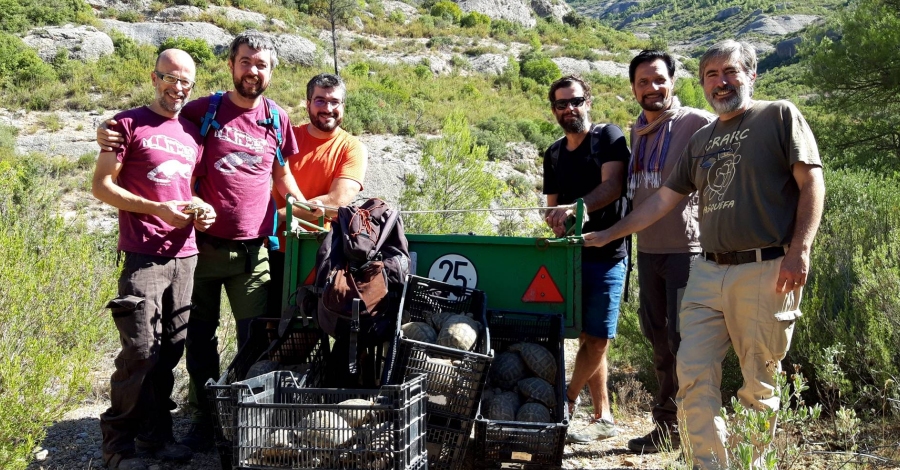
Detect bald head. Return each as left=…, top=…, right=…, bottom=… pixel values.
left=150, top=49, right=197, bottom=117
left=156, top=49, right=196, bottom=74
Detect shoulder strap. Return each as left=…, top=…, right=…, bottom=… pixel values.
left=200, top=91, right=225, bottom=137
left=588, top=123, right=607, bottom=157
left=257, top=98, right=285, bottom=167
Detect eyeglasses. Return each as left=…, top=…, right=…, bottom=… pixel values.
left=551, top=97, right=587, bottom=111
left=312, top=98, right=344, bottom=108
left=692, top=147, right=736, bottom=169
left=154, top=71, right=195, bottom=90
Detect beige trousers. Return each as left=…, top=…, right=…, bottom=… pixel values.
left=676, top=256, right=801, bottom=469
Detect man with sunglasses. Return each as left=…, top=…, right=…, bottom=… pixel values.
left=268, top=72, right=367, bottom=319
left=92, top=49, right=215, bottom=470
left=583, top=40, right=825, bottom=469
left=97, top=31, right=315, bottom=452
left=625, top=50, right=715, bottom=454
left=543, top=75, right=630, bottom=443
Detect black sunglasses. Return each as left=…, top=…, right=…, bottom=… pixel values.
left=552, top=97, right=587, bottom=111
left=692, top=147, right=736, bottom=169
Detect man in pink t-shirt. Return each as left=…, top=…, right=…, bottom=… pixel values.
left=92, top=49, right=215, bottom=470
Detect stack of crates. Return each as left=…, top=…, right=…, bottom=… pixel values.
left=206, top=317, right=328, bottom=469
left=229, top=371, right=428, bottom=470
left=474, top=310, right=568, bottom=470
left=387, top=275, right=493, bottom=470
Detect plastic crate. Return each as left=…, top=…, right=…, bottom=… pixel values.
left=206, top=317, right=328, bottom=469
left=387, top=275, right=492, bottom=420
left=424, top=412, right=474, bottom=470
left=229, top=371, right=428, bottom=470
left=473, top=310, right=568, bottom=470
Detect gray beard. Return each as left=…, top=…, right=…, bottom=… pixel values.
left=707, top=84, right=751, bottom=115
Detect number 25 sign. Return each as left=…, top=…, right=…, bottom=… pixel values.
left=428, top=254, right=477, bottom=291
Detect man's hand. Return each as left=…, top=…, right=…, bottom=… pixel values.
left=776, top=248, right=809, bottom=293
left=155, top=200, right=193, bottom=228
left=183, top=201, right=216, bottom=232
left=545, top=204, right=574, bottom=237
left=583, top=230, right=612, bottom=248
left=303, top=198, right=326, bottom=218
left=97, top=119, right=123, bottom=151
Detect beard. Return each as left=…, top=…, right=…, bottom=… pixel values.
left=640, top=93, right=671, bottom=113
left=310, top=110, right=342, bottom=132
left=234, top=74, right=267, bottom=100
left=558, top=112, right=588, bottom=134
left=157, top=90, right=186, bottom=114
left=706, top=83, right=751, bottom=115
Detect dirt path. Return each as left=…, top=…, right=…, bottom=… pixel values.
left=27, top=343, right=679, bottom=470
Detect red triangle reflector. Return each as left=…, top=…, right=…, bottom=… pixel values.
left=303, top=267, right=316, bottom=285
left=522, top=266, right=564, bottom=303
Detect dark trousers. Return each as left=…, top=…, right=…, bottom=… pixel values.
left=100, top=252, right=196, bottom=457
left=636, top=251, right=697, bottom=425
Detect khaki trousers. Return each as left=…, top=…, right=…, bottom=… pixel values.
left=676, top=256, right=801, bottom=469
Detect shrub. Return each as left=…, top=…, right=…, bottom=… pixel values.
left=430, top=0, right=462, bottom=23
left=158, top=37, right=216, bottom=65
left=344, top=61, right=370, bottom=78
left=388, top=9, right=405, bottom=24
left=413, top=64, right=431, bottom=80
left=0, top=33, right=57, bottom=89
left=460, top=11, right=490, bottom=28
left=519, top=52, right=560, bottom=86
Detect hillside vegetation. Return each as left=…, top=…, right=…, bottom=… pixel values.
left=1, top=0, right=900, bottom=468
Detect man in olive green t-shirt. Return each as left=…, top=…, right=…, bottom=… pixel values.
left=583, top=40, right=825, bottom=469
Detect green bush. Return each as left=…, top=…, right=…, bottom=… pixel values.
left=460, top=11, right=490, bottom=28
left=0, top=0, right=93, bottom=34
left=0, top=153, right=118, bottom=470
left=0, top=33, right=57, bottom=89
left=388, top=9, right=405, bottom=24
left=430, top=0, right=462, bottom=23
left=344, top=61, right=370, bottom=77
left=792, top=168, right=900, bottom=411
left=519, top=51, right=561, bottom=86
left=158, top=37, right=216, bottom=65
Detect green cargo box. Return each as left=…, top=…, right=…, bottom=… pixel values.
left=283, top=200, right=586, bottom=339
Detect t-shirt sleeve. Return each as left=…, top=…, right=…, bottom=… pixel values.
left=181, top=98, right=207, bottom=127
left=112, top=112, right=133, bottom=164
left=664, top=144, right=696, bottom=195
left=542, top=144, right=558, bottom=196
left=783, top=102, right=822, bottom=167
left=337, top=138, right=367, bottom=190
left=598, top=124, right=630, bottom=165
left=279, top=108, right=300, bottom=158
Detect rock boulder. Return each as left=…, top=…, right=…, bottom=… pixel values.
left=23, top=25, right=114, bottom=62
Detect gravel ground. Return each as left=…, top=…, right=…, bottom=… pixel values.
left=27, top=342, right=680, bottom=470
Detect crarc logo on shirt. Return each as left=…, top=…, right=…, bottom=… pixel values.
left=214, top=126, right=266, bottom=153
left=147, top=160, right=192, bottom=184
left=141, top=135, right=198, bottom=162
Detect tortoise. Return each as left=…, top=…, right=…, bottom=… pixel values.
left=436, top=314, right=480, bottom=351
left=298, top=410, right=353, bottom=447
left=487, top=390, right=520, bottom=421
left=336, top=398, right=376, bottom=427
left=516, top=402, right=552, bottom=423
left=401, top=321, right=437, bottom=343
left=510, top=342, right=557, bottom=385
left=489, top=351, right=527, bottom=390
left=517, top=377, right=557, bottom=409
left=426, top=309, right=454, bottom=331
left=245, top=359, right=280, bottom=380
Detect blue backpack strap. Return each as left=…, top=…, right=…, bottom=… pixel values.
left=257, top=98, right=285, bottom=167
left=200, top=91, right=224, bottom=137
left=267, top=196, right=281, bottom=251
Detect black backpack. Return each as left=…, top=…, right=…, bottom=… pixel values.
left=313, top=198, right=411, bottom=385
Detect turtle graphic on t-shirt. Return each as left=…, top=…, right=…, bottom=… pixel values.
left=704, top=142, right=741, bottom=202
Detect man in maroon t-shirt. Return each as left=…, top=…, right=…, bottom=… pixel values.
left=92, top=49, right=215, bottom=470
left=97, top=31, right=316, bottom=451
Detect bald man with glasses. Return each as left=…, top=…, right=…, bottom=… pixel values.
left=543, top=75, right=631, bottom=444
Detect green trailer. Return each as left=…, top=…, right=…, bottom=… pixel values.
left=282, top=200, right=587, bottom=338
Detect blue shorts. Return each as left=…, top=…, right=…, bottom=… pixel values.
left=582, top=258, right=627, bottom=339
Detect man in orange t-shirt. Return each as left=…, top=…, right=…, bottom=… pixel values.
left=268, top=73, right=367, bottom=317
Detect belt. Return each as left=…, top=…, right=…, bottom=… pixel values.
left=703, top=246, right=786, bottom=265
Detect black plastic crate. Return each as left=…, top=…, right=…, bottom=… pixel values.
left=206, top=317, right=328, bottom=469
left=473, top=310, right=568, bottom=470
left=387, top=275, right=492, bottom=420
left=229, top=371, right=428, bottom=470
left=424, top=412, right=473, bottom=470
